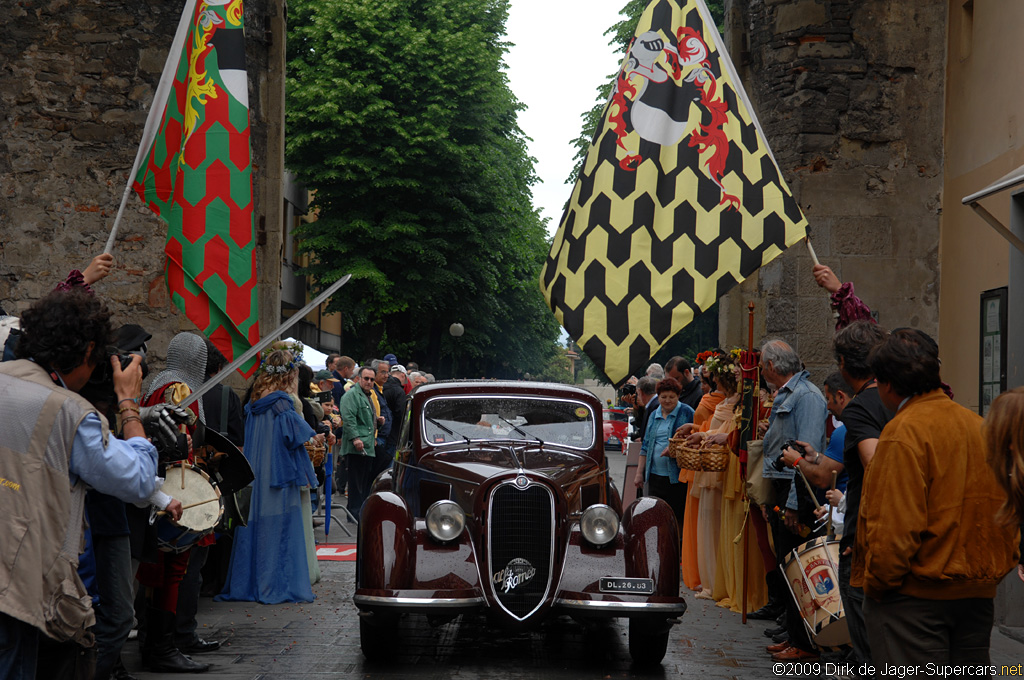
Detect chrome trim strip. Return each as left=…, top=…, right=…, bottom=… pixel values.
left=554, top=598, right=688, bottom=612
left=354, top=594, right=484, bottom=607
left=487, top=480, right=556, bottom=622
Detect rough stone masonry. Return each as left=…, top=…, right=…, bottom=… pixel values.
left=720, top=0, right=945, bottom=380
left=0, top=0, right=280, bottom=369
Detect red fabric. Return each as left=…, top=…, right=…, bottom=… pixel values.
left=136, top=549, right=191, bottom=612
left=830, top=282, right=874, bottom=331
left=54, top=270, right=93, bottom=295
left=737, top=349, right=760, bottom=380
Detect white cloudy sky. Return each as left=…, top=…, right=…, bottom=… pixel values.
left=504, top=1, right=628, bottom=236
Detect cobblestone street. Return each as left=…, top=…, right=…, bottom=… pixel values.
left=123, top=452, right=1024, bottom=679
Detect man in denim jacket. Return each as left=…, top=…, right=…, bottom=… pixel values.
left=759, top=339, right=827, bottom=661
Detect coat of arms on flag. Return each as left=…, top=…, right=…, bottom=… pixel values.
left=132, top=0, right=259, bottom=374
left=540, top=0, right=809, bottom=385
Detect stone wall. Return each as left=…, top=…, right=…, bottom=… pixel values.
left=0, top=0, right=283, bottom=378
left=720, top=0, right=946, bottom=380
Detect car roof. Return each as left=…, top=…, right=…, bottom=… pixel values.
left=412, top=380, right=602, bottom=408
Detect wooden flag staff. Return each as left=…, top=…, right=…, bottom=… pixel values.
left=805, top=236, right=820, bottom=267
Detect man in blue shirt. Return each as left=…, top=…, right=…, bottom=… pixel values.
left=759, top=339, right=827, bottom=662
left=0, top=290, right=176, bottom=678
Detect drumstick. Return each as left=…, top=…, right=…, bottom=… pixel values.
left=155, top=497, right=219, bottom=516
left=795, top=465, right=822, bottom=511
left=827, top=470, right=838, bottom=538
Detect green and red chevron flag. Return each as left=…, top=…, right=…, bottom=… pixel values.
left=132, top=0, right=258, bottom=375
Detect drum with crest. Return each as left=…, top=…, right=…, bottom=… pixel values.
left=156, top=462, right=224, bottom=553
left=782, top=536, right=849, bottom=650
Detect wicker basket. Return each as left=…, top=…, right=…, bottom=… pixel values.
left=304, top=442, right=326, bottom=467
left=700, top=443, right=730, bottom=472
left=671, top=438, right=703, bottom=471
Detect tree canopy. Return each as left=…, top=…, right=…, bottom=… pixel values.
left=285, top=0, right=560, bottom=378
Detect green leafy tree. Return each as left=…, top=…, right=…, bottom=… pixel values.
left=286, top=0, right=560, bottom=378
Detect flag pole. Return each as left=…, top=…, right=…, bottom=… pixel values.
left=805, top=237, right=820, bottom=267
left=741, top=300, right=755, bottom=624
left=178, top=274, right=352, bottom=409
left=104, top=0, right=199, bottom=255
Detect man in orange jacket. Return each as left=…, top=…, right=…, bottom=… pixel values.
left=857, top=328, right=1019, bottom=668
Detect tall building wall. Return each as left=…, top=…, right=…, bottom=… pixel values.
left=940, top=1, right=1024, bottom=411
left=0, top=0, right=284, bottom=372
left=720, top=0, right=946, bottom=378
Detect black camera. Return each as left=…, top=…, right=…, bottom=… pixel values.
left=621, top=384, right=636, bottom=396
left=316, top=391, right=333, bottom=404
left=771, top=439, right=802, bottom=472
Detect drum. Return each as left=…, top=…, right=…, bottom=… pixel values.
left=782, top=536, right=849, bottom=649
left=156, top=462, right=224, bottom=553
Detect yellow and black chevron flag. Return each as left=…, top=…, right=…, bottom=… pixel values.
left=540, top=0, right=808, bottom=385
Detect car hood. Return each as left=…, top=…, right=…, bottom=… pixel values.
left=417, top=443, right=602, bottom=490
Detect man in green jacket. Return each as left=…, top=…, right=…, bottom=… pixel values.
left=340, top=366, right=378, bottom=520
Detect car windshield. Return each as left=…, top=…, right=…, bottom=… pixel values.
left=604, top=410, right=629, bottom=422
left=422, top=396, right=596, bottom=449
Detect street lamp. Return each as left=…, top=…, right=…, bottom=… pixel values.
left=449, top=323, right=464, bottom=378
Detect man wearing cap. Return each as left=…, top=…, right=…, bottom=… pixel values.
left=390, top=364, right=411, bottom=395
left=314, top=369, right=339, bottom=394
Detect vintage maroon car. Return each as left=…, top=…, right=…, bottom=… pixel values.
left=354, top=381, right=686, bottom=664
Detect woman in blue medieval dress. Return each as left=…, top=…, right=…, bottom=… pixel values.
left=217, top=349, right=318, bottom=604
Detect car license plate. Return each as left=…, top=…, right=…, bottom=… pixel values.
left=599, top=577, right=654, bottom=594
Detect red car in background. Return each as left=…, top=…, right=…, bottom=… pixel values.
left=603, top=408, right=629, bottom=452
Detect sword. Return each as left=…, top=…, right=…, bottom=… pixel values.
left=178, top=274, right=351, bottom=410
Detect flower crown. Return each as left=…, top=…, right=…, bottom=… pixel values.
left=262, top=361, right=297, bottom=375
left=702, top=348, right=741, bottom=378
left=257, top=340, right=304, bottom=376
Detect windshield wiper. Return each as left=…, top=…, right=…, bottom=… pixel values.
left=497, top=415, right=544, bottom=446
left=425, top=416, right=471, bottom=444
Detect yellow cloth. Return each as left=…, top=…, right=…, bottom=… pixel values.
left=712, top=447, right=768, bottom=613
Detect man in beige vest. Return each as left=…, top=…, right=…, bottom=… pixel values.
left=0, top=290, right=174, bottom=678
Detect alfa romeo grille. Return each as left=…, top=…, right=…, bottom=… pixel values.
left=488, top=482, right=554, bottom=619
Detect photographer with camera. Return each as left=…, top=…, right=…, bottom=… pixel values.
left=78, top=325, right=193, bottom=680
left=758, top=339, right=827, bottom=663
left=0, top=290, right=176, bottom=678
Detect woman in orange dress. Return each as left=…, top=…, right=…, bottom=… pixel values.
left=679, top=363, right=722, bottom=592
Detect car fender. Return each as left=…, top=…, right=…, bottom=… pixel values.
left=620, top=496, right=680, bottom=596
left=357, top=492, right=415, bottom=590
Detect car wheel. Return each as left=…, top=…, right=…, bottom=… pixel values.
left=628, top=618, right=670, bottom=665
left=360, top=614, right=398, bottom=661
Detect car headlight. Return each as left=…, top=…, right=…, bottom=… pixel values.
left=426, top=500, right=466, bottom=543
left=580, top=504, right=619, bottom=547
